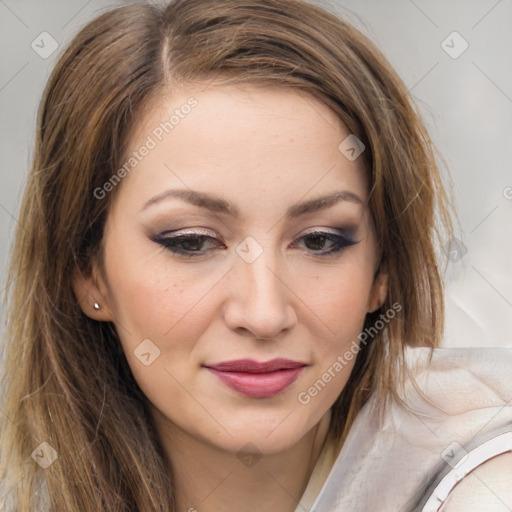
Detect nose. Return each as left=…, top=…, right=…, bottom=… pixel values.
left=222, top=245, right=297, bottom=340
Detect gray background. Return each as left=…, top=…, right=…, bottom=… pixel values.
left=1, top=0, right=511, bottom=348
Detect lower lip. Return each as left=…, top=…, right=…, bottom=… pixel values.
left=206, top=367, right=304, bottom=398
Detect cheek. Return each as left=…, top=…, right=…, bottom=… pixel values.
left=103, top=236, right=221, bottom=344
left=298, top=263, right=374, bottom=345
left=103, top=253, right=218, bottom=409
left=294, top=273, right=372, bottom=420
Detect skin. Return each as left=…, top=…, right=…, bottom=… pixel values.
left=439, top=453, right=512, bottom=512
left=73, top=83, right=388, bottom=512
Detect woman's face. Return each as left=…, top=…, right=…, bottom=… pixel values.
left=76, top=83, right=386, bottom=455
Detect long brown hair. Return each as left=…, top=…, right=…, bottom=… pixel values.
left=0, top=1, right=455, bottom=510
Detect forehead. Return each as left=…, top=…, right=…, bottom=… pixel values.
left=111, top=83, right=369, bottom=215
left=134, top=82, right=346, bottom=145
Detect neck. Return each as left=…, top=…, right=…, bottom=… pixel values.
left=152, top=409, right=332, bottom=512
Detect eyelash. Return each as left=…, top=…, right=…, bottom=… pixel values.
left=151, top=229, right=359, bottom=258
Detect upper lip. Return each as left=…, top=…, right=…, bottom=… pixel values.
left=204, top=358, right=307, bottom=374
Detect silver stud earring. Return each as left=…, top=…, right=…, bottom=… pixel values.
left=93, top=302, right=100, bottom=310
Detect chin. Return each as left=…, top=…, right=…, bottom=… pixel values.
left=209, top=410, right=319, bottom=455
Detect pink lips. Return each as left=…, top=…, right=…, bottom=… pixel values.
left=204, top=358, right=306, bottom=398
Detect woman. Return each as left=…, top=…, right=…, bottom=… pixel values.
left=0, top=0, right=510, bottom=510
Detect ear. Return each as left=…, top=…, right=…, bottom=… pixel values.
left=367, top=265, right=388, bottom=314
left=72, top=262, right=114, bottom=322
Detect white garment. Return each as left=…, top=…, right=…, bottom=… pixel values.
left=296, top=346, right=512, bottom=512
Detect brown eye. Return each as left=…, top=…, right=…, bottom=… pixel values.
left=303, top=233, right=336, bottom=251
left=152, top=230, right=222, bottom=257
left=292, top=229, right=359, bottom=257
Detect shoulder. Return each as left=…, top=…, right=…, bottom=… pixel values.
left=401, top=347, right=512, bottom=511
left=439, top=452, right=512, bottom=512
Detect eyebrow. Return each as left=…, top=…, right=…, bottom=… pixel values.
left=141, top=188, right=363, bottom=219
